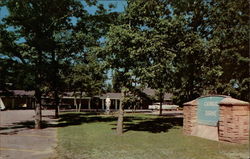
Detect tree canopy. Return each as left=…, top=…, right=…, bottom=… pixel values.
left=0, top=0, right=249, bottom=131
left=0, top=0, right=119, bottom=127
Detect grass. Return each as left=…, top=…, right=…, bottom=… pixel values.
left=54, top=112, right=249, bottom=159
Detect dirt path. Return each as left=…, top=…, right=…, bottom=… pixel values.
left=0, top=110, right=57, bottom=159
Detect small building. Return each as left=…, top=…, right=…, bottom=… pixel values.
left=0, top=90, right=35, bottom=109
left=0, top=88, right=173, bottom=111
left=59, top=92, right=122, bottom=110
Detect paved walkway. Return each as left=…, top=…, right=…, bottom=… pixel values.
left=0, top=110, right=57, bottom=159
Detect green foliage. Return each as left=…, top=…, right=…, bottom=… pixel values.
left=167, top=0, right=249, bottom=103
left=66, top=52, right=107, bottom=97
left=0, top=58, right=35, bottom=91
left=1, top=0, right=118, bottom=96
left=1, top=0, right=249, bottom=106
left=102, top=0, right=249, bottom=105
left=104, top=83, right=113, bottom=92
left=208, top=0, right=250, bottom=101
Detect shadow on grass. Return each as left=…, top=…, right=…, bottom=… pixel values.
left=55, top=112, right=144, bottom=128
left=0, top=112, right=183, bottom=135
left=123, top=117, right=183, bottom=133
left=0, top=120, right=49, bottom=135
left=0, top=112, right=138, bottom=135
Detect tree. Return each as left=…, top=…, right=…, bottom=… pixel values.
left=119, top=0, right=179, bottom=115
left=104, top=83, right=113, bottom=93
left=169, top=0, right=250, bottom=103
left=0, top=24, right=36, bottom=92
left=102, top=0, right=176, bottom=133
left=2, top=0, right=90, bottom=126
left=1, top=0, right=118, bottom=128
left=66, top=52, right=106, bottom=112
left=102, top=22, right=143, bottom=134
left=208, top=0, right=249, bottom=101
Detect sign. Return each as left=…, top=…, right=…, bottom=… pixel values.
left=197, top=96, right=225, bottom=126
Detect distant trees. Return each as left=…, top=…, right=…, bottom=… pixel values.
left=65, top=52, right=106, bottom=112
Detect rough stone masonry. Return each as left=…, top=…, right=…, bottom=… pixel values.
left=183, top=96, right=249, bottom=144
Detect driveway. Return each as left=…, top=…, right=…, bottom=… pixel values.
left=0, top=110, right=57, bottom=159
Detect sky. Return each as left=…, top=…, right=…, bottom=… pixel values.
left=0, top=0, right=126, bottom=21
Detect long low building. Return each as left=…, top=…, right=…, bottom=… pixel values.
left=0, top=88, right=173, bottom=111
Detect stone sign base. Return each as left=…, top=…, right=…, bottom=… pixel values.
left=218, top=98, right=249, bottom=143
left=183, top=96, right=249, bottom=144
left=193, top=124, right=219, bottom=141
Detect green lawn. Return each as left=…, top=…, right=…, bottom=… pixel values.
left=54, top=113, right=249, bottom=159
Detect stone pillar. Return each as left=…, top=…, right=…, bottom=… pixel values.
left=12, top=98, right=15, bottom=109
left=102, top=99, right=104, bottom=110
left=32, top=98, right=35, bottom=108
left=117, top=100, right=120, bottom=110
left=88, top=99, right=91, bottom=110
left=115, top=99, right=118, bottom=110
left=183, top=100, right=198, bottom=136
left=26, top=97, right=28, bottom=107
left=218, top=98, right=249, bottom=144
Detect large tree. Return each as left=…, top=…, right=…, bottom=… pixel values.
left=2, top=0, right=88, bottom=127
left=103, top=23, right=142, bottom=135
left=102, top=0, right=173, bottom=133
left=169, top=0, right=250, bottom=103
left=123, top=0, right=178, bottom=115
left=208, top=0, right=249, bottom=101
left=1, top=0, right=118, bottom=128
left=103, top=0, right=249, bottom=134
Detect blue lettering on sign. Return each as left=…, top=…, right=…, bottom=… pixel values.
left=197, top=96, right=225, bottom=126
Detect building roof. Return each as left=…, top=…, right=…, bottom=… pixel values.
left=2, top=89, right=173, bottom=100
left=62, top=92, right=87, bottom=97
left=0, top=90, right=35, bottom=96
left=60, top=92, right=122, bottom=99
left=142, top=88, right=172, bottom=100
left=100, top=93, right=122, bottom=99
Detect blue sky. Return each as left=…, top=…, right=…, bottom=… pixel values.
left=84, top=0, right=127, bottom=14
left=0, top=0, right=126, bottom=21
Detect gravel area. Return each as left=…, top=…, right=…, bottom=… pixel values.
left=0, top=110, right=57, bottom=159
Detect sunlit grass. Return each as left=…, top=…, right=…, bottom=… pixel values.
left=54, top=113, right=249, bottom=159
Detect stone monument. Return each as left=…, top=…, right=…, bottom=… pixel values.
left=183, top=95, right=249, bottom=144
left=105, top=96, right=111, bottom=114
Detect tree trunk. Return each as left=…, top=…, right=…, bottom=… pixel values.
left=74, top=94, right=78, bottom=112
left=74, top=91, right=78, bottom=112
left=35, top=93, right=42, bottom=129
left=55, top=105, right=59, bottom=118
left=159, top=100, right=163, bottom=116
left=116, top=105, right=124, bottom=135
left=54, top=91, right=59, bottom=118
left=35, top=51, right=42, bottom=129
left=51, top=51, right=60, bottom=118
left=159, top=90, right=163, bottom=116
left=116, top=88, right=125, bottom=135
